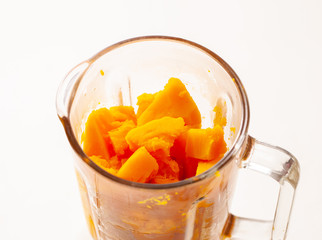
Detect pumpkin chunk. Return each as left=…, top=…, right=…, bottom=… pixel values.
left=185, top=125, right=227, bottom=161
left=81, top=108, right=119, bottom=159
left=183, top=157, right=199, bottom=179
left=149, top=151, right=180, bottom=183
left=170, top=131, right=188, bottom=179
left=117, top=147, right=159, bottom=183
left=90, top=155, right=120, bottom=175
left=170, top=131, right=188, bottom=162
left=110, top=106, right=137, bottom=124
left=126, top=117, right=186, bottom=154
left=109, top=120, right=136, bottom=156
left=136, top=93, right=156, bottom=118
left=196, top=159, right=220, bottom=176
left=137, top=78, right=201, bottom=127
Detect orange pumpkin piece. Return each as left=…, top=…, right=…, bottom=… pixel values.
left=136, top=93, right=156, bottom=118
left=170, top=131, right=188, bottom=162
left=149, top=151, right=180, bottom=184
left=137, top=78, right=201, bottom=127
left=150, top=161, right=180, bottom=184
left=110, top=106, right=137, bottom=124
left=183, top=157, right=199, bottom=179
left=109, top=120, right=136, bottom=156
left=126, top=117, right=186, bottom=154
left=81, top=108, right=119, bottom=160
left=117, top=147, right=159, bottom=183
left=170, top=131, right=200, bottom=179
left=185, top=125, right=227, bottom=161
left=90, top=155, right=119, bottom=175
left=170, top=131, right=188, bottom=179
left=150, top=174, right=179, bottom=184
left=196, top=159, right=222, bottom=176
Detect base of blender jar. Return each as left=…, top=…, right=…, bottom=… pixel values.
left=221, top=214, right=273, bottom=240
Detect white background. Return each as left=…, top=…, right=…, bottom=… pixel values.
left=1, top=0, right=321, bottom=239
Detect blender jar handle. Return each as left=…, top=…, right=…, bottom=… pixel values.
left=226, top=136, right=300, bottom=240
left=56, top=61, right=89, bottom=119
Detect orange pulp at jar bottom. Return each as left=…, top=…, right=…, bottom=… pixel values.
left=81, top=77, right=227, bottom=183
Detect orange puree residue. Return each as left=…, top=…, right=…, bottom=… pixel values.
left=81, top=77, right=227, bottom=183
